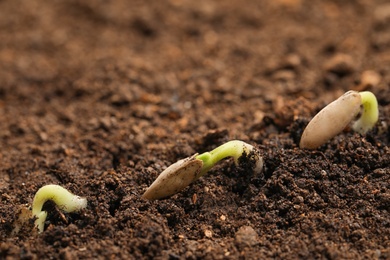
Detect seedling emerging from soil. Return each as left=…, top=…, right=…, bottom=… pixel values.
left=32, top=184, right=87, bottom=233
left=300, top=91, right=379, bottom=149
left=142, top=140, right=263, bottom=200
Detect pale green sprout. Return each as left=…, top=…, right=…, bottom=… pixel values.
left=32, top=184, right=87, bottom=233
left=352, top=91, right=379, bottom=134
left=300, top=90, right=379, bottom=149
left=196, top=140, right=263, bottom=177
left=142, top=140, right=263, bottom=200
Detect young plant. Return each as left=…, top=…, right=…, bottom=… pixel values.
left=142, top=140, right=263, bottom=200
left=32, top=184, right=87, bottom=233
left=300, top=90, right=379, bottom=149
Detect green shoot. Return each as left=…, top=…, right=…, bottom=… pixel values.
left=196, top=140, right=263, bottom=177
left=32, top=184, right=87, bottom=233
left=352, top=91, right=379, bottom=134
left=142, top=140, right=263, bottom=200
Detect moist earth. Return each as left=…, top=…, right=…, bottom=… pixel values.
left=0, top=0, right=389, bottom=259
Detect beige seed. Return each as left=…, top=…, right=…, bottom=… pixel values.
left=300, top=91, right=361, bottom=149
left=142, top=155, right=203, bottom=200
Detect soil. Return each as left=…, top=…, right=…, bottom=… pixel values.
left=0, top=0, right=389, bottom=259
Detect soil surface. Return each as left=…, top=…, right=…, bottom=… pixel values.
left=0, top=0, right=389, bottom=259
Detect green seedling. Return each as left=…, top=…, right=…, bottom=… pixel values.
left=32, top=184, right=87, bottom=233
left=142, top=140, right=263, bottom=200
left=300, top=90, right=379, bottom=149
left=352, top=91, right=379, bottom=134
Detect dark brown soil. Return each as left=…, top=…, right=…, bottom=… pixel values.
left=0, top=0, right=389, bottom=259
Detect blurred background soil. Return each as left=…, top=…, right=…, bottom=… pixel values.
left=0, top=0, right=389, bottom=259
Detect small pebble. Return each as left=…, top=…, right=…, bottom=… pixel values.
left=293, top=195, right=304, bottom=204
left=373, top=168, right=387, bottom=176
left=324, top=53, right=355, bottom=76
left=235, top=226, right=258, bottom=246
left=374, top=3, right=390, bottom=26
left=272, top=69, right=296, bottom=81
left=284, top=53, right=301, bottom=68
left=356, top=70, right=381, bottom=91
left=204, top=229, right=212, bottom=238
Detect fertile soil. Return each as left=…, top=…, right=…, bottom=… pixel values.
left=0, top=0, right=389, bottom=259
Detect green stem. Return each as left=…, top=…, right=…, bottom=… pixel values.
left=196, top=140, right=253, bottom=177
left=352, top=91, right=379, bottom=134
left=32, top=184, right=87, bottom=232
